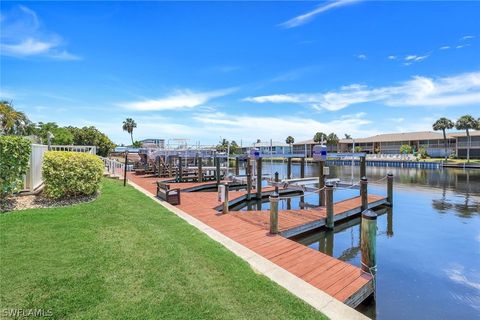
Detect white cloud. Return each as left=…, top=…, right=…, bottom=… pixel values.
left=405, top=54, right=429, bottom=62
left=387, top=55, right=397, bottom=60
left=356, top=54, right=367, bottom=60
left=439, top=46, right=451, bottom=50
left=0, top=5, right=80, bottom=60
left=456, top=44, right=470, bottom=49
left=244, top=71, right=480, bottom=111
left=121, top=88, right=236, bottom=111
left=460, top=35, right=475, bottom=41
left=279, top=0, right=362, bottom=29
left=191, top=112, right=377, bottom=143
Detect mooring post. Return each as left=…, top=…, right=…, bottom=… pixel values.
left=387, top=172, right=394, bottom=206
left=235, top=157, right=239, bottom=176
left=178, top=156, right=183, bottom=183
left=215, top=157, right=221, bottom=185
left=157, top=156, right=161, bottom=177
left=300, top=157, right=305, bottom=178
left=168, top=156, right=173, bottom=177
left=123, top=151, right=128, bottom=187
left=387, top=207, right=394, bottom=237
left=269, top=192, right=279, bottom=234
left=361, top=209, right=377, bottom=275
left=325, top=181, right=334, bottom=228
left=246, top=161, right=252, bottom=200
left=223, top=182, right=229, bottom=214
left=360, top=176, right=368, bottom=211
left=287, top=157, right=292, bottom=179
left=360, top=156, right=366, bottom=179
left=198, top=156, right=203, bottom=182
left=274, top=171, right=279, bottom=194
left=325, top=230, right=334, bottom=256
left=319, top=161, right=325, bottom=206
left=256, top=157, right=262, bottom=199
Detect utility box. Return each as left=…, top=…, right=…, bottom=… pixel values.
left=218, top=185, right=225, bottom=202
left=313, top=145, right=327, bottom=161
left=323, top=167, right=330, bottom=176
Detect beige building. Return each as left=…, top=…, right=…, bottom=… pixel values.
left=293, top=131, right=480, bottom=159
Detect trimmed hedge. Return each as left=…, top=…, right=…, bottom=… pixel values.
left=43, top=151, right=104, bottom=199
left=0, top=136, right=31, bottom=198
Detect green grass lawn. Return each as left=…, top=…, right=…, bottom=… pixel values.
left=0, top=179, right=326, bottom=320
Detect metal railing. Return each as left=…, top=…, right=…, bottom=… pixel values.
left=49, top=145, right=96, bottom=154
left=100, top=157, right=126, bottom=176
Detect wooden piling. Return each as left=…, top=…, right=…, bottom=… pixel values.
left=234, top=157, right=239, bottom=176
left=168, top=156, right=173, bottom=177
left=215, top=157, right=221, bottom=185
left=223, top=182, right=229, bottom=214
left=123, top=151, right=128, bottom=186
left=287, top=157, right=292, bottom=179
left=269, top=192, right=279, bottom=234
left=157, top=156, right=161, bottom=177
left=178, top=156, right=183, bottom=183
left=300, top=157, right=305, bottom=178
left=387, top=173, right=393, bottom=205
left=198, top=156, right=203, bottom=182
left=256, top=157, right=262, bottom=199
left=274, top=171, right=279, bottom=194
left=360, top=176, right=368, bottom=211
left=361, top=209, right=377, bottom=275
left=325, top=182, right=334, bottom=228
left=387, top=207, right=393, bottom=237
left=360, top=156, right=366, bottom=179
left=325, top=230, right=334, bottom=257
left=319, top=161, right=325, bottom=206
left=246, top=161, right=252, bottom=200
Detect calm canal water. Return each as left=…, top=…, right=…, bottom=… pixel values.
left=235, top=162, right=480, bottom=319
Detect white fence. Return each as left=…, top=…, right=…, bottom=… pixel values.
left=25, top=144, right=49, bottom=191
left=100, top=157, right=126, bottom=177
left=23, top=144, right=97, bottom=192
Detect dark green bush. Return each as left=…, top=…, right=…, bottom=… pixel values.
left=43, top=151, right=104, bottom=199
left=0, top=136, right=31, bottom=199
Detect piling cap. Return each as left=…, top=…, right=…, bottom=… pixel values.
left=270, top=192, right=279, bottom=199
left=360, top=176, right=368, bottom=182
left=387, top=172, right=394, bottom=177
left=326, top=181, right=334, bottom=188
left=362, top=209, right=377, bottom=220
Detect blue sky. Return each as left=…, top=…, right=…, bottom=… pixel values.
left=1, top=1, right=479, bottom=145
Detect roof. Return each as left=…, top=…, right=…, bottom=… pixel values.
left=292, top=130, right=480, bottom=145
left=252, top=141, right=291, bottom=147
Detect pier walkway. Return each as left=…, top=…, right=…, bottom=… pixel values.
left=127, top=173, right=385, bottom=308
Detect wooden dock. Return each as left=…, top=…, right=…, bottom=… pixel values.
left=127, top=173, right=386, bottom=308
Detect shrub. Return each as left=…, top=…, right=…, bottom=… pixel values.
left=0, top=136, right=31, bottom=199
left=42, top=151, right=104, bottom=199
left=399, top=144, right=412, bottom=154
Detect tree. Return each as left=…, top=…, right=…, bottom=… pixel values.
left=132, top=141, right=142, bottom=148
left=67, top=126, right=115, bottom=157
left=354, top=146, right=363, bottom=153
left=230, top=140, right=240, bottom=155
left=344, top=134, right=352, bottom=139
left=285, top=136, right=294, bottom=144
left=432, top=117, right=454, bottom=160
left=399, top=144, right=412, bottom=154
left=313, top=132, right=327, bottom=143
left=216, top=138, right=229, bottom=152
left=122, top=118, right=137, bottom=144
left=326, top=133, right=339, bottom=152
left=37, top=122, right=74, bottom=145
left=455, top=115, right=479, bottom=163
left=0, top=101, right=34, bottom=136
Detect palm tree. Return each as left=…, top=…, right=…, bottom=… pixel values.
left=455, top=115, right=479, bottom=163
left=327, top=133, right=339, bottom=152
left=313, top=132, right=327, bottom=144
left=285, top=136, right=294, bottom=155
left=122, top=118, right=137, bottom=145
left=432, top=117, right=454, bottom=160
left=344, top=134, right=352, bottom=139
left=0, top=101, right=32, bottom=135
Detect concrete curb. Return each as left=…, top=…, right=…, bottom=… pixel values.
left=128, top=180, right=370, bottom=320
